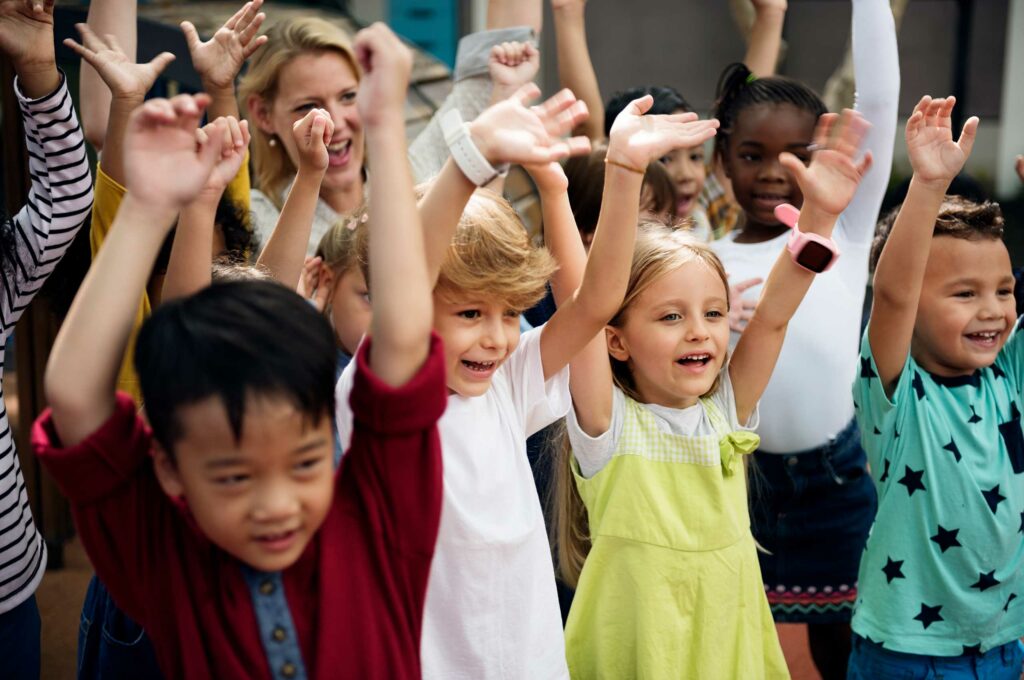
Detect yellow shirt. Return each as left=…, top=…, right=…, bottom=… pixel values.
left=89, top=160, right=251, bottom=402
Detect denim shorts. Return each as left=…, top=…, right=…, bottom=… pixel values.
left=78, top=575, right=163, bottom=679
left=751, top=419, right=879, bottom=624
left=847, top=633, right=1024, bottom=680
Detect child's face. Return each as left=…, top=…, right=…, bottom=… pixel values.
left=432, top=292, right=521, bottom=397
left=659, top=145, right=707, bottom=217
left=607, top=260, right=730, bottom=408
left=723, top=103, right=817, bottom=228
left=327, top=265, right=371, bottom=356
left=153, top=395, right=335, bottom=573
left=912, top=236, right=1015, bottom=377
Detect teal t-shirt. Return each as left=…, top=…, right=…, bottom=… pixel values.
left=851, top=323, right=1024, bottom=655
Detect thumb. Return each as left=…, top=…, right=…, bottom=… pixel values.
left=627, top=94, right=654, bottom=117
left=731, top=277, right=763, bottom=294
left=180, top=21, right=202, bottom=52
left=778, top=151, right=809, bottom=187
left=957, top=116, right=979, bottom=159
left=149, top=52, right=176, bottom=76
left=198, top=123, right=225, bottom=172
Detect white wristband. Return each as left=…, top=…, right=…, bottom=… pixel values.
left=441, top=109, right=509, bottom=187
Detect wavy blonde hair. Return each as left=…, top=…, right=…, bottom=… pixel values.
left=551, top=223, right=731, bottom=588
left=239, top=17, right=360, bottom=209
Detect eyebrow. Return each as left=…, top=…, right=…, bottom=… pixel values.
left=736, top=140, right=811, bottom=150
left=944, top=276, right=1015, bottom=288
left=205, top=457, right=249, bottom=470
left=293, top=439, right=329, bottom=455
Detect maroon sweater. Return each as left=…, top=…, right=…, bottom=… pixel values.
left=33, top=335, right=446, bottom=679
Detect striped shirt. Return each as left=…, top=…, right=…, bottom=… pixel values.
left=0, top=73, right=93, bottom=614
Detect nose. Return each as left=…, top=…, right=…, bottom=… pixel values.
left=756, top=154, right=787, bottom=183
left=326, top=101, right=358, bottom=136
left=479, top=315, right=510, bottom=353
left=978, top=293, right=1005, bottom=321
left=251, top=479, right=299, bottom=523
left=685, top=315, right=710, bottom=342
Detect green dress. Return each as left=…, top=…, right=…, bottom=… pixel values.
left=565, top=392, right=789, bottom=679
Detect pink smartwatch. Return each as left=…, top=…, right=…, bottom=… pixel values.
left=775, top=203, right=840, bottom=274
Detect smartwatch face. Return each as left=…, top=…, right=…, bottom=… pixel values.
left=797, top=241, right=835, bottom=273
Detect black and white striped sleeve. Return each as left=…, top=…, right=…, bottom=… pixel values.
left=1, top=72, right=94, bottom=337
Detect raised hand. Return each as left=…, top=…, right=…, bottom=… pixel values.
left=181, top=0, right=267, bottom=92
left=124, top=94, right=223, bottom=215
left=0, top=0, right=54, bottom=68
left=354, top=22, right=413, bottom=128
left=1015, top=155, right=1023, bottom=185
left=779, top=109, right=872, bottom=217
left=195, top=115, right=250, bottom=196
left=525, top=160, right=569, bottom=194
left=728, top=277, right=763, bottom=332
left=606, top=95, right=719, bottom=172
left=904, top=95, right=978, bottom=187
left=291, top=108, right=334, bottom=174
left=489, top=41, right=540, bottom=101
left=470, top=85, right=591, bottom=166
left=64, top=23, right=175, bottom=100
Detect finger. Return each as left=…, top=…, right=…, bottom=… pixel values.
left=912, top=95, right=932, bottom=119
left=778, top=151, right=808, bottom=186
left=104, top=32, right=128, bottom=57
left=1016, top=155, right=1024, bottom=180
left=533, top=88, right=576, bottom=119
left=136, top=98, right=178, bottom=127
left=237, top=0, right=262, bottom=30
left=226, top=116, right=244, bottom=148
left=924, top=97, right=945, bottom=128
left=224, top=1, right=250, bottom=31
left=243, top=34, right=270, bottom=59
left=524, top=42, right=539, bottom=60
left=956, top=116, right=979, bottom=158
left=239, top=12, right=266, bottom=45
left=512, top=82, right=542, bottom=105
left=195, top=125, right=210, bottom=146
left=731, top=277, right=764, bottom=294
left=148, top=52, right=176, bottom=76
left=627, top=94, right=654, bottom=117
left=565, top=136, right=592, bottom=156
left=73, top=22, right=103, bottom=51
left=663, top=111, right=700, bottom=124
left=937, top=96, right=956, bottom=129
left=491, top=43, right=507, bottom=64
left=836, top=109, right=869, bottom=159
left=180, top=20, right=202, bottom=51
left=322, top=113, right=335, bottom=146
left=813, top=112, right=838, bottom=150
left=855, top=149, right=874, bottom=177
left=310, top=113, right=327, bottom=147
left=905, top=109, right=924, bottom=142
left=62, top=38, right=97, bottom=63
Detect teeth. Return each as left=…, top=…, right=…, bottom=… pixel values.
left=327, top=140, right=350, bottom=153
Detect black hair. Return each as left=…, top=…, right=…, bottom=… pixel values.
left=712, top=63, right=827, bottom=158
left=135, top=280, right=337, bottom=455
left=216, top=195, right=257, bottom=261
left=604, top=86, right=692, bottom=138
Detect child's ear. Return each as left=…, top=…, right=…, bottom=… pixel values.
left=317, top=261, right=335, bottom=290
left=606, top=326, right=630, bottom=362
left=246, top=94, right=276, bottom=136
left=152, top=444, right=186, bottom=499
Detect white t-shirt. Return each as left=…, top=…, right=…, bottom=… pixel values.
left=335, top=328, right=571, bottom=680
left=568, top=368, right=757, bottom=478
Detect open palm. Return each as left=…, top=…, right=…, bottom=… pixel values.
left=608, top=96, right=719, bottom=170
left=64, top=24, right=174, bottom=99
left=182, top=0, right=267, bottom=90
left=0, top=0, right=54, bottom=66
left=906, top=95, right=977, bottom=185
left=470, top=85, right=590, bottom=165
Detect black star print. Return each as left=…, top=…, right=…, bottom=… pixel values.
left=894, top=427, right=900, bottom=439
left=999, top=402, right=1024, bottom=474
left=930, top=525, right=962, bottom=553
left=912, top=371, right=925, bottom=400
left=914, top=603, right=943, bottom=629
left=970, top=570, right=1000, bottom=592
left=942, top=438, right=962, bottom=463
left=882, top=557, right=905, bottom=584
left=968, top=405, right=982, bottom=424
left=992, top=364, right=1006, bottom=379
left=1019, top=511, right=1024, bottom=534
left=873, top=426, right=881, bottom=435
left=962, top=643, right=982, bottom=655
left=1005, top=593, right=1018, bottom=612
left=863, top=634, right=881, bottom=646
left=982, top=485, right=1006, bottom=515
left=898, top=466, right=926, bottom=496
left=853, top=399, right=859, bottom=411
left=879, top=459, right=891, bottom=482
left=861, top=357, right=878, bottom=383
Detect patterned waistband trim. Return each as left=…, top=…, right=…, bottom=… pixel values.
left=765, top=583, right=858, bottom=607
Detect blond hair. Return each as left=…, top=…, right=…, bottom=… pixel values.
left=551, top=223, right=731, bottom=588
left=435, top=189, right=556, bottom=312
left=239, top=17, right=360, bottom=209
left=316, top=207, right=367, bottom=276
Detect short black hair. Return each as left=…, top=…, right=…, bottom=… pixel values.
left=135, top=280, right=337, bottom=455
left=604, top=86, right=692, bottom=137
left=712, top=62, right=827, bottom=158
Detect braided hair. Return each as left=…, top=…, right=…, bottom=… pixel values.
left=712, top=63, right=827, bottom=158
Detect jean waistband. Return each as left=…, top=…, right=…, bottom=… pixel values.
left=758, top=418, right=859, bottom=459
left=853, top=633, right=1021, bottom=661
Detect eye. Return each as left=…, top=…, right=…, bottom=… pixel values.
left=458, top=309, right=481, bottom=319
left=689, top=151, right=705, bottom=163
left=214, top=473, right=250, bottom=487
left=660, top=313, right=681, bottom=322
left=293, top=102, right=317, bottom=113
left=705, top=310, right=724, bottom=318
left=340, top=91, right=357, bottom=105
left=294, top=456, right=325, bottom=475
left=954, top=290, right=975, bottom=299
left=739, top=153, right=759, bottom=163
left=504, top=309, right=521, bottom=319
left=998, top=288, right=1013, bottom=297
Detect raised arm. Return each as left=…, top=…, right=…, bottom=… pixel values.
left=162, top=117, right=250, bottom=301
left=45, top=95, right=223, bottom=448
left=181, top=0, right=268, bottom=121
left=836, top=0, right=900, bottom=243
left=64, top=23, right=175, bottom=185
left=551, top=0, right=604, bottom=140
left=730, top=110, right=872, bottom=422
left=352, top=24, right=430, bottom=385
left=868, top=96, right=977, bottom=391
left=256, top=109, right=333, bottom=288
left=545, top=100, right=720, bottom=432
left=743, top=0, right=787, bottom=77
left=76, top=0, right=134, bottom=151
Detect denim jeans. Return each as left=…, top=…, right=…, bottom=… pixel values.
left=848, top=633, right=1024, bottom=680
left=0, top=594, right=40, bottom=679
left=78, top=575, right=162, bottom=679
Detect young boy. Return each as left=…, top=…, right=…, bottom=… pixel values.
left=852, top=95, right=1024, bottom=677
left=33, top=24, right=446, bottom=679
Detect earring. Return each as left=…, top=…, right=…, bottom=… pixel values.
left=268, top=136, right=277, bottom=147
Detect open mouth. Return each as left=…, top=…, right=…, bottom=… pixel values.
left=461, top=359, right=497, bottom=374
left=965, top=330, right=1001, bottom=349
left=751, top=192, right=789, bottom=212
left=327, top=139, right=352, bottom=168
left=254, top=529, right=298, bottom=552
left=676, top=192, right=697, bottom=215
left=676, top=353, right=712, bottom=370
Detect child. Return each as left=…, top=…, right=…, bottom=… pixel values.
left=850, top=96, right=1024, bottom=678
left=34, top=24, right=447, bottom=679
left=709, top=2, right=898, bottom=675
left=554, top=106, right=871, bottom=678
left=0, top=1, right=94, bottom=674
left=335, top=88, right=718, bottom=677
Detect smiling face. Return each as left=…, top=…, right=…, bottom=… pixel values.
left=152, top=395, right=335, bottom=572
left=659, top=144, right=707, bottom=217
left=323, top=264, right=371, bottom=357
left=251, top=50, right=364, bottom=199
left=432, top=292, right=522, bottom=398
left=723, top=102, right=817, bottom=230
left=912, top=236, right=1016, bottom=377
left=608, top=259, right=731, bottom=409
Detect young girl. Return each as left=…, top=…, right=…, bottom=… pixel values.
left=708, top=1, right=898, bottom=676
left=553, top=109, right=872, bottom=678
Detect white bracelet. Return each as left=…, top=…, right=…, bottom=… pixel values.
left=441, top=109, right=509, bottom=187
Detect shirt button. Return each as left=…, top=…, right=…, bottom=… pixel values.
left=272, top=627, right=287, bottom=642
left=259, top=580, right=275, bottom=596
left=787, top=456, right=799, bottom=467
left=281, top=662, right=297, bottom=678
